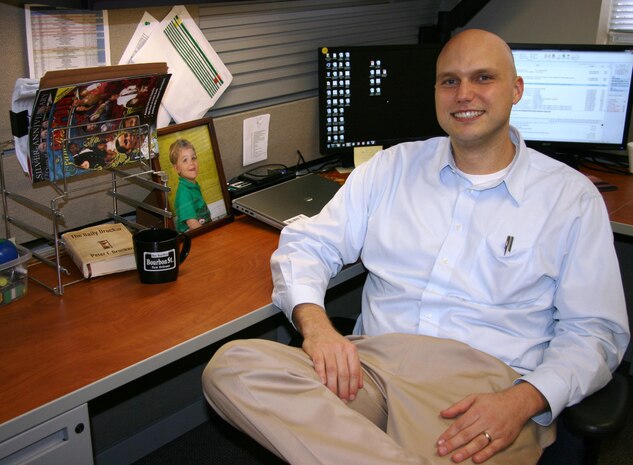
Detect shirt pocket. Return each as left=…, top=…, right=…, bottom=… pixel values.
left=465, top=230, right=556, bottom=306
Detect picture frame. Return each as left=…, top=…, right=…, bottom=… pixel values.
left=154, top=117, right=233, bottom=237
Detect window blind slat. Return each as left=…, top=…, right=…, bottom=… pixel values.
left=231, top=62, right=316, bottom=86
left=199, top=0, right=388, bottom=17
left=610, top=31, right=633, bottom=43
left=609, top=0, right=633, bottom=34
left=215, top=74, right=318, bottom=108
left=205, top=12, right=432, bottom=48
left=199, top=0, right=441, bottom=115
left=201, top=2, right=437, bottom=31
left=209, top=18, right=426, bottom=54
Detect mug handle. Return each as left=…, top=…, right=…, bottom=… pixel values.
left=178, top=233, right=192, bottom=264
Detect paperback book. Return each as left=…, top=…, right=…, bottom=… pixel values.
left=28, top=63, right=170, bottom=183
left=61, top=223, right=136, bottom=279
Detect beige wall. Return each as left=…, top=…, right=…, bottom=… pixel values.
left=464, top=0, right=602, bottom=43
left=0, top=1, right=28, bottom=144
left=0, top=0, right=606, bottom=244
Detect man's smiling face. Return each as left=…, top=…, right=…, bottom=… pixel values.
left=434, top=30, right=523, bottom=155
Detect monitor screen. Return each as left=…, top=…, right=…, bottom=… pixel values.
left=317, top=44, right=445, bottom=157
left=510, top=44, right=633, bottom=153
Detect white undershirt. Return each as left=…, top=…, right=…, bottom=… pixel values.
left=457, top=164, right=511, bottom=187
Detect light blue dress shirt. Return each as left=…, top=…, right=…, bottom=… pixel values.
left=271, top=128, right=630, bottom=424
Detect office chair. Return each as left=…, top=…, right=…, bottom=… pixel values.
left=289, top=317, right=631, bottom=465
left=538, top=369, right=630, bottom=465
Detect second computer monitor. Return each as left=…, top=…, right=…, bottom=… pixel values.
left=317, top=44, right=445, bottom=157
left=510, top=43, right=633, bottom=153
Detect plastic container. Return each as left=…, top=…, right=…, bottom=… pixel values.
left=0, top=245, right=31, bottom=306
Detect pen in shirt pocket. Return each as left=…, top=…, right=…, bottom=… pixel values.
left=504, top=235, right=514, bottom=255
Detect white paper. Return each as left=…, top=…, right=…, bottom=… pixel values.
left=130, top=5, right=233, bottom=126
left=243, top=115, right=270, bottom=166
left=11, top=78, right=40, bottom=173
left=118, top=12, right=173, bottom=128
left=25, top=4, right=111, bottom=80
left=118, top=12, right=159, bottom=65
left=353, top=145, right=382, bottom=167
left=11, top=78, right=41, bottom=173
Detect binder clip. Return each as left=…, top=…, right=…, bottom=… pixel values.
left=9, top=110, right=29, bottom=138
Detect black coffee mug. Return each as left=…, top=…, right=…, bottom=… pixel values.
left=132, top=228, right=191, bottom=284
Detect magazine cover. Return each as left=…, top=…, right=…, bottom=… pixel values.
left=28, top=72, right=170, bottom=183
left=28, top=87, right=55, bottom=182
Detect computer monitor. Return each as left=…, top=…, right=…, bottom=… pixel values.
left=318, top=43, right=633, bottom=160
left=317, top=44, right=445, bottom=157
left=510, top=43, right=633, bottom=155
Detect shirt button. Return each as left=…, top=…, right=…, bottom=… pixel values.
left=455, top=224, right=462, bottom=231
left=425, top=313, right=432, bottom=319
left=441, top=258, right=449, bottom=265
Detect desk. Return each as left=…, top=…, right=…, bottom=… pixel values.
left=582, top=167, right=633, bottom=237
left=0, top=169, right=632, bottom=463
left=0, top=216, right=284, bottom=454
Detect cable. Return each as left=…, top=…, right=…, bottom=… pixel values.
left=296, top=150, right=307, bottom=166
left=296, top=150, right=341, bottom=174
left=242, top=163, right=289, bottom=177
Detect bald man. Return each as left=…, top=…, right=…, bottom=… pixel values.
left=203, top=29, right=629, bottom=464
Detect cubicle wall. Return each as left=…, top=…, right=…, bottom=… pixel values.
left=0, top=0, right=612, bottom=245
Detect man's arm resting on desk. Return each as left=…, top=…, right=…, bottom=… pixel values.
left=293, top=303, right=364, bottom=402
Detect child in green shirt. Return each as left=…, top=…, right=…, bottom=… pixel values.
left=169, top=139, right=212, bottom=233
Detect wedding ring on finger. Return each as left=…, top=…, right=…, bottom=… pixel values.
left=481, top=431, right=493, bottom=444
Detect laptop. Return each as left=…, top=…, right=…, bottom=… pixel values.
left=232, top=174, right=341, bottom=229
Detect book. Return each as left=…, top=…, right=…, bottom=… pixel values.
left=61, top=223, right=136, bottom=279
left=28, top=63, right=170, bottom=183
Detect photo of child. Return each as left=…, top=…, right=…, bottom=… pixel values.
left=169, top=139, right=212, bottom=233
left=156, top=118, right=232, bottom=235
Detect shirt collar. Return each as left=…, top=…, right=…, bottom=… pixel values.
left=438, top=126, right=529, bottom=206
left=503, top=126, right=529, bottom=206
left=178, top=176, right=200, bottom=188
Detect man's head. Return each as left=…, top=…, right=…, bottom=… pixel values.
left=435, top=29, right=523, bottom=166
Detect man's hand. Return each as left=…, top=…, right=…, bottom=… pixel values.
left=293, top=303, right=363, bottom=402
left=436, top=382, right=548, bottom=463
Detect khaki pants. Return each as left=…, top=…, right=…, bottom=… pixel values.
left=202, top=333, right=555, bottom=465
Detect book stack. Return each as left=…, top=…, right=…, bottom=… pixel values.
left=28, top=63, right=170, bottom=183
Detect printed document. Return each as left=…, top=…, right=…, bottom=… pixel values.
left=127, top=5, right=233, bottom=127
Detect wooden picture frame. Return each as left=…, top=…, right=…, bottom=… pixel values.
left=154, top=117, right=232, bottom=237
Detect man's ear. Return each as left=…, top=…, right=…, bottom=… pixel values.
left=513, top=76, right=524, bottom=105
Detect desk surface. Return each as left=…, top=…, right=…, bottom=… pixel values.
left=583, top=167, right=633, bottom=236
left=0, top=215, right=281, bottom=441
left=1, top=168, right=632, bottom=444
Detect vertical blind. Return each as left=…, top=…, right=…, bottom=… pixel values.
left=198, top=0, right=441, bottom=115
left=608, top=0, right=633, bottom=43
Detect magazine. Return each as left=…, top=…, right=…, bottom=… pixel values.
left=28, top=64, right=170, bottom=183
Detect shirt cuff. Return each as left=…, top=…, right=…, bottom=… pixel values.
left=515, top=372, right=569, bottom=426
left=273, top=284, right=326, bottom=327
